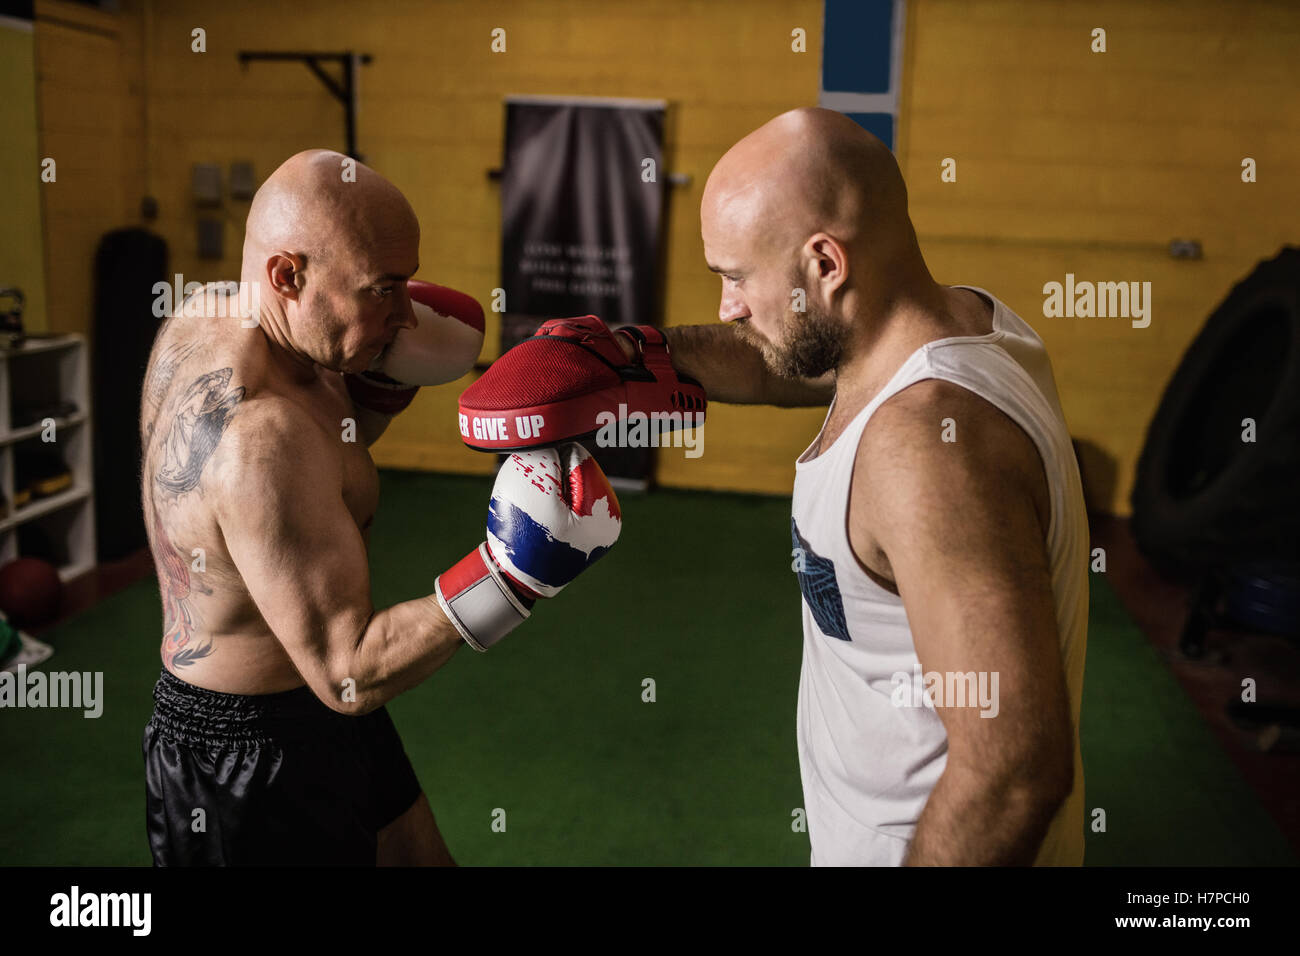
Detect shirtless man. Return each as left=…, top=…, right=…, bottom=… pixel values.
left=139, top=150, right=620, bottom=866
left=620, top=108, right=1088, bottom=864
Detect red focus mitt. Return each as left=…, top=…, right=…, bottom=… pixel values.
left=457, top=315, right=706, bottom=452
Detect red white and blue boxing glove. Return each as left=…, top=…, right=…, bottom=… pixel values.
left=434, top=443, right=622, bottom=651
left=345, top=279, right=485, bottom=415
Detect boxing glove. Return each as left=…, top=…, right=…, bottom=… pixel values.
left=345, top=279, right=485, bottom=415
left=435, top=443, right=622, bottom=651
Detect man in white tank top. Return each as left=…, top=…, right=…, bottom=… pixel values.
left=618, top=108, right=1087, bottom=865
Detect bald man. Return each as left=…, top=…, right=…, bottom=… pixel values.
left=138, top=150, right=618, bottom=865
left=619, top=108, right=1087, bottom=865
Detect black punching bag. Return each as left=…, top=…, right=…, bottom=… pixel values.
left=92, top=228, right=167, bottom=561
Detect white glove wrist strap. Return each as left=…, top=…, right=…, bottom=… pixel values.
left=435, top=543, right=531, bottom=652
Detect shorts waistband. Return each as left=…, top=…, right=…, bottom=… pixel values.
left=148, top=668, right=343, bottom=746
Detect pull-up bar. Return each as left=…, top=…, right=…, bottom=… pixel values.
left=237, top=51, right=373, bottom=159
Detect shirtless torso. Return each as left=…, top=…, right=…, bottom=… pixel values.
left=139, top=289, right=376, bottom=695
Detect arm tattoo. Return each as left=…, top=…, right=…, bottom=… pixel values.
left=155, top=368, right=244, bottom=498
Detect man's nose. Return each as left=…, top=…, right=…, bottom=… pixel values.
left=719, top=289, right=749, bottom=324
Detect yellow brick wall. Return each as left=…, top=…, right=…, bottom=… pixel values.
left=30, top=0, right=1299, bottom=511
left=71, top=0, right=824, bottom=484
left=33, top=0, right=143, bottom=339
left=0, top=17, right=48, bottom=333
left=897, top=0, right=1299, bottom=513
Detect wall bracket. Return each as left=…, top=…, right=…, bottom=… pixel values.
left=237, top=51, right=373, bottom=159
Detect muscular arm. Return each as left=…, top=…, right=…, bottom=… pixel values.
left=659, top=324, right=834, bottom=407
left=850, top=380, right=1074, bottom=865
left=214, top=401, right=464, bottom=714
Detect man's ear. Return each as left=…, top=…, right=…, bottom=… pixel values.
left=805, top=233, right=848, bottom=295
left=266, top=252, right=304, bottom=300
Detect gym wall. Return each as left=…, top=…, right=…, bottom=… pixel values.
left=28, top=0, right=1299, bottom=513
left=0, top=14, right=49, bottom=334
left=895, top=0, right=1297, bottom=515
left=33, top=1, right=144, bottom=345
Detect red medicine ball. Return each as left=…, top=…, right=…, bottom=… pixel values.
left=0, top=557, right=63, bottom=629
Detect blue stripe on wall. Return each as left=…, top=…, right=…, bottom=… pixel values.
left=822, top=0, right=894, bottom=94
left=845, top=112, right=894, bottom=149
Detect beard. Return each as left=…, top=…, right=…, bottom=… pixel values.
left=735, top=300, right=846, bottom=379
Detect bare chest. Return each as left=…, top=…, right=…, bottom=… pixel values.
left=308, top=379, right=380, bottom=534
left=342, top=438, right=380, bottom=535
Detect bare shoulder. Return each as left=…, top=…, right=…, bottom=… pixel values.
left=144, top=314, right=279, bottom=459
left=852, top=378, right=1049, bottom=551
left=864, top=379, right=1040, bottom=466
left=144, top=304, right=253, bottom=393
left=209, top=394, right=338, bottom=493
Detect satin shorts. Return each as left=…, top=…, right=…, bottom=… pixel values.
left=143, top=668, right=420, bottom=866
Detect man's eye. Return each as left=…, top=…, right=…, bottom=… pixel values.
left=373, top=286, right=394, bottom=298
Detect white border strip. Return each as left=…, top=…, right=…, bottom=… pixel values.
left=505, top=94, right=667, bottom=110
left=818, top=91, right=896, bottom=113
left=0, top=14, right=35, bottom=33
left=891, top=0, right=907, bottom=99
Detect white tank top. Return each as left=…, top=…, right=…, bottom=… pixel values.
left=791, top=286, right=1088, bottom=866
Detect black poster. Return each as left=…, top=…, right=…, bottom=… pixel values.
left=498, top=96, right=667, bottom=486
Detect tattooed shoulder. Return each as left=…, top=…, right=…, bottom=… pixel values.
left=143, top=340, right=200, bottom=445
left=145, top=340, right=198, bottom=408
left=153, top=368, right=245, bottom=500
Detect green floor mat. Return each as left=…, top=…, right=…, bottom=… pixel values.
left=1, top=470, right=1292, bottom=865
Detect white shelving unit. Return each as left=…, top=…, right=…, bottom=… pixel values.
left=0, top=334, right=96, bottom=582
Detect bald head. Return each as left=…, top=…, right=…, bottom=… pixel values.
left=703, top=107, right=912, bottom=266
left=244, top=150, right=417, bottom=277
left=701, top=109, right=932, bottom=379
left=241, top=150, right=421, bottom=375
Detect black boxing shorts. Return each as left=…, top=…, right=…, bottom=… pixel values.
left=142, top=668, right=421, bottom=866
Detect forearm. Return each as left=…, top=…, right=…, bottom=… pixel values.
left=344, top=594, right=465, bottom=713
left=662, top=324, right=833, bottom=407
left=904, top=767, right=1064, bottom=865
